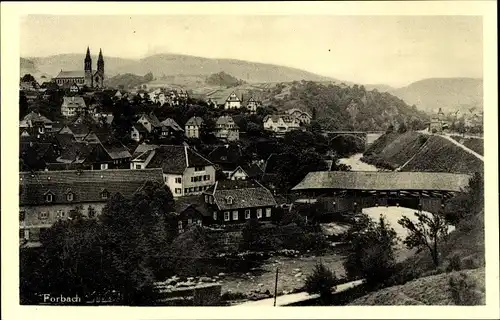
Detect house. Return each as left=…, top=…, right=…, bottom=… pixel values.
left=228, top=163, right=264, bottom=181
left=130, top=143, right=158, bottom=169
left=131, top=123, right=149, bottom=142
left=263, top=115, right=301, bottom=134
left=286, top=108, right=312, bottom=124
left=214, top=116, right=239, bottom=141
left=160, top=118, right=184, bottom=137
left=174, top=195, right=211, bottom=233
left=131, top=144, right=216, bottom=197
left=207, top=90, right=242, bottom=109
left=185, top=116, right=204, bottom=138
left=59, top=123, right=94, bottom=141
left=19, top=111, right=53, bottom=135
left=61, top=96, right=87, bottom=117
left=243, top=97, right=261, bottom=113
left=207, top=144, right=244, bottom=176
left=137, top=113, right=162, bottom=134
left=19, top=168, right=164, bottom=246
left=202, top=179, right=277, bottom=224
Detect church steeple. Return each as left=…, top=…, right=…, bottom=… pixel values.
left=84, top=46, right=93, bottom=87
left=97, top=48, right=104, bottom=74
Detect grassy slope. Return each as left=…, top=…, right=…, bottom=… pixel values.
left=349, top=268, right=485, bottom=305
left=363, top=132, right=483, bottom=174
left=450, top=136, right=484, bottom=156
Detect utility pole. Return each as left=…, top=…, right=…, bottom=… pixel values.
left=273, top=267, right=279, bottom=307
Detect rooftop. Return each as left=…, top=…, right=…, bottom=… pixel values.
left=291, top=171, right=471, bottom=193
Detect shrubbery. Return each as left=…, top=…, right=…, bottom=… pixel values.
left=448, top=272, right=483, bottom=305
left=304, top=262, right=338, bottom=298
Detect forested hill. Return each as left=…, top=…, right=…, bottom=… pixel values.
left=261, top=81, right=430, bottom=132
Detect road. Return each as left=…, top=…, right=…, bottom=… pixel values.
left=232, top=279, right=364, bottom=307
left=418, top=130, right=484, bottom=162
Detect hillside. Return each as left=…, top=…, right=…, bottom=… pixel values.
left=363, top=132, right=484, bottom=174
left=349, top=268, right=485, bottom=305
left=392, top=78, right=483, bottom=114
left=20, top=53, right=336, bottom=84
left=260, top=81, right=429, bottom=132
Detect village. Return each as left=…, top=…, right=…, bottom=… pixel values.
left=18, top=47, right=485, bottom=307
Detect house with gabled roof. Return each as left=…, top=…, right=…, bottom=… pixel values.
left=185, top=116, right=204, bottom=138
left=19, top=111, right=54, bottom=135
left=130, top=144, right=215, bottom=197
left=19, top=168, right=164, bottom=246
left=160, top=118, right=184, bottom=137
left=137, top=113, right=162, bottom=134
left=215, top=116, right=239, bottom=141
left=263, top=114, right=301, bottom=134
left=61, top=96, right=87, bottom=117
left=286, top=108, right=312, bottom=124
left=207, top=144, right=244, bottom=175
left=202, top=179, right=277, bottom=224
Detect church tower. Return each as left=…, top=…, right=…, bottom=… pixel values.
left=84, top=46, right=93, bottom=87
left=96, top=48, right=105, bottom=88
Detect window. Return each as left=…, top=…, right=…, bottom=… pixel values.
left=205, top=195, right=209, bottom=203
left=101, top=190, right=109, bottom=200
left=195, top=166, right=204, bottom=172
left=45, top=193, right=53, bottom=203
left=245, top=209, right=251, bottom=219
left=39, top=211, right=49, bottom=220
left=101, top=163, right=108, bottom=170
left=175, top=188, right=182, bottom=194
left=213, top=212, right=217, bottom=220
left=224, top=211, right=230, bottom=221
left=265, top=208, right=272, bottom=218
left=175, top=177, right=182, bottom=184
left=164, top=176, right=167, bottom=182
left=136, top=164, right=142, bottom=169
left=66, top=192, right=74, bottom=202
left=257, top=209, right=263, bottom=219
left=184, top=188, right=188, bottom=194
left=189, top=187, right=194, bottom=193
left=232, top=211, right=238, bottom=221
left=178, top=221, right=183, bottom=233
left=226, top=196, right=233, bottom=205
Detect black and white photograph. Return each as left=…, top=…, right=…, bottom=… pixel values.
left=1, top=1, right=498, bottom=319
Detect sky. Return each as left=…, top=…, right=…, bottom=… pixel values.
left=20, top=15, right=483, bottom=87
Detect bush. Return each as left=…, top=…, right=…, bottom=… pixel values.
left=446, top=254, right=463, bottom=273
left=448, top=272, right=483, bottom=305
left=304, top=262, right=338, bottom=297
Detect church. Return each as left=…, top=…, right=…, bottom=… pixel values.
left=53, top=47, right=105, bottom=89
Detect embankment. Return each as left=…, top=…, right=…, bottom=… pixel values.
left=362, top=132, right=483, bottom=174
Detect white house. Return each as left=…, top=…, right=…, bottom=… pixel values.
left=185, top=116, right=204, bottom=138
left=286, top=108, right=312, bottom=124
left=263, top=115, right=301, bottom=134
left=130, top=144, right=216, bottom=197
left=215, top=116, right=239, bottom=141
left=61, top=96, right=87, bottom=117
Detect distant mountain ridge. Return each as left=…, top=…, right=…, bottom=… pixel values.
left=20, top=53, right=337, bottom=84
left=391, top=77, right=483, bottom=114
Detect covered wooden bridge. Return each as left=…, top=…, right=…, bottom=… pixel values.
left=291, top=171, right=471, bottom=214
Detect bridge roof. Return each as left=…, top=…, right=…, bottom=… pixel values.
left=292, top=171, right=471, bottom=193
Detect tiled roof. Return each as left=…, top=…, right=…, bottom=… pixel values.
left=208, top=144, right=243, bottom=165
left=263, top=114, right=297, bottom=124
left=22, top=111, right=53, bottom=124
left=204, top=179, right=276, bottom=211
left=291, top=171, right=471, bottom=192
left=161, top=118, right=183, bottom=132
left=146, top=145, right=213, bottom=174
left=56, top=143, right=93, bottom=163
left=100, top=141, right=132, bottom=160
left=19, top=169, right=164, bottom=206
left=140, top=113, right=162, bottom=128
left=133, top=123, right=149, bottom=134
left=62, top=96, right=87, bottom=109
left=216, top=116, right=237, bottom=126
left=132, top=143, right=158, bottom=158
left=55, top=70, right=85, bottom=79
left=185, top=116, right=204, bottom=127
left=174, top=195, right=210, bottom=217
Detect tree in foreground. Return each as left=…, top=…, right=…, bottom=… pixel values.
left=343, top=214, right=399, bottom=288
left=304, top=262, right=338, bottom=300
left=398, top=210, right=450, bottom=268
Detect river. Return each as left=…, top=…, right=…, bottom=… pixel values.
left=338, top=153, right=378, bottom=171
